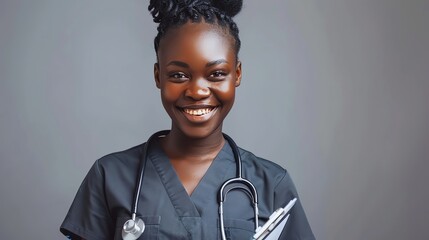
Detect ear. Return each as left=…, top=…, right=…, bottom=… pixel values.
left=235, top=61, right=242, bottom=87
left=154, top=63, right=161, bottom=89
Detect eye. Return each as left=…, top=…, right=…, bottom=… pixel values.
left=209, top=71, right=227, bottom=81
left=169, top=72, right=189, bottom=82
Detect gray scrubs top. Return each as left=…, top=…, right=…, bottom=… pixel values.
left=60, top=137, right=315, bottom=240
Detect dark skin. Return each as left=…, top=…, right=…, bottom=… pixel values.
left=67, top=20, right=242, bottom=240
left=154, top=21, right=242, bottom=195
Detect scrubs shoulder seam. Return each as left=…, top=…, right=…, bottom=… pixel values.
left=273, top=168, right=288, bottom=191
left=97, top=143, right=145, bottom=163
left=94, top=159, right=115, bottom=221
left=238, top=147, right=287, bottom=173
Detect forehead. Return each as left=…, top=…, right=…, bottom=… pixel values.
left=157, top=22, right=236, bottom=63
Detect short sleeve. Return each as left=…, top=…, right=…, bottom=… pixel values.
left=60, top=160, right=114, bottom=240
left=274, top=170, right=315, bottom=240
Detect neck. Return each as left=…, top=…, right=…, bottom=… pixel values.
left=162, top=128, right=225, bottom=162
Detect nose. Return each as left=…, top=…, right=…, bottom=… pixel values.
left=185, top=77, right=210, bottom=100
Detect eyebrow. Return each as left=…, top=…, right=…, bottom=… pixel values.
left=206, top=59, right=228, bottom=67
left=167, top=61, right=189, bottom=68
left=166, top=59, right=228, bottom=68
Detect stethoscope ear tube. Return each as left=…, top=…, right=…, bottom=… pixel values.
left=222, top=133, right=242, bottom=178
left=219, top=133, right=259, bottom=240
left=218, top=177, right=259, bottom=240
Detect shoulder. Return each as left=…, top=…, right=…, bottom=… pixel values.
left=237, top=147, right=301, bottom=207
left=238, top=147, right=285, bottom=171
left=238, top=147, right=288, bottom=185
left=94, top=143, right=145, bottom=174
left=60, top=144, right=146, bottom=239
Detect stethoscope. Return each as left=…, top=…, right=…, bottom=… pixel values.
left=122, top=130, right=259, bottom=240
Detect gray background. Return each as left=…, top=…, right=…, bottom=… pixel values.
left=1, top=0, right=428, bottom=239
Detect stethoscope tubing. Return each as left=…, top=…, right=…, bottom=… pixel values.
left=218, top=133, right=259, bottom=239
left=127, top=130, right=259, bottom=240
left=131, top=130, right=170, bottom=217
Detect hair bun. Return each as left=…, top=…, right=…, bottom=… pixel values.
left=148, top=0, right=243, bottom=23
left=212, top=0, right=243, bottom=17
left=148, top=0, right=178, bottom=23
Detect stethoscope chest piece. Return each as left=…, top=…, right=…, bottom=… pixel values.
left=122, top=217, right=145, bottom=240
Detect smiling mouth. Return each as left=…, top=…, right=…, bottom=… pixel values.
left=182, top=107, right=216, bottom=116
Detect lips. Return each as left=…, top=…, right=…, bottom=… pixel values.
left=183, top=107, right=215, bottom=116
left=178, top=105, right=218, bottom=122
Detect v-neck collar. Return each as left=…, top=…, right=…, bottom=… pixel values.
left=148, top=137, right=236, bottom=217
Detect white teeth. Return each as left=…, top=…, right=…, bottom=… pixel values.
left=184, top=108, right=213, bottom=116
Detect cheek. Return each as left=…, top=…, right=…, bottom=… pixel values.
left=161, top=83, right=182, bottom=103
left=215, top=81, right=236, bottom=102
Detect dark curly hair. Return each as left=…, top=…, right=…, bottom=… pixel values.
left=148, top=0, right=243, bottom=57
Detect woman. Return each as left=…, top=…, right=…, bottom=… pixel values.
left=60, top=0, right=315, bottom=239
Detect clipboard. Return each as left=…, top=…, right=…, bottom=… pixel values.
left=252, top=198, right=297, bottom=240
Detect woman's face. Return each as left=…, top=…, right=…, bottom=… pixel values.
left=155, top=22, right=241, bottom=139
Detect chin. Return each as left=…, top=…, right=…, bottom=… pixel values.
left=175, top=124, right=223, bottom=140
